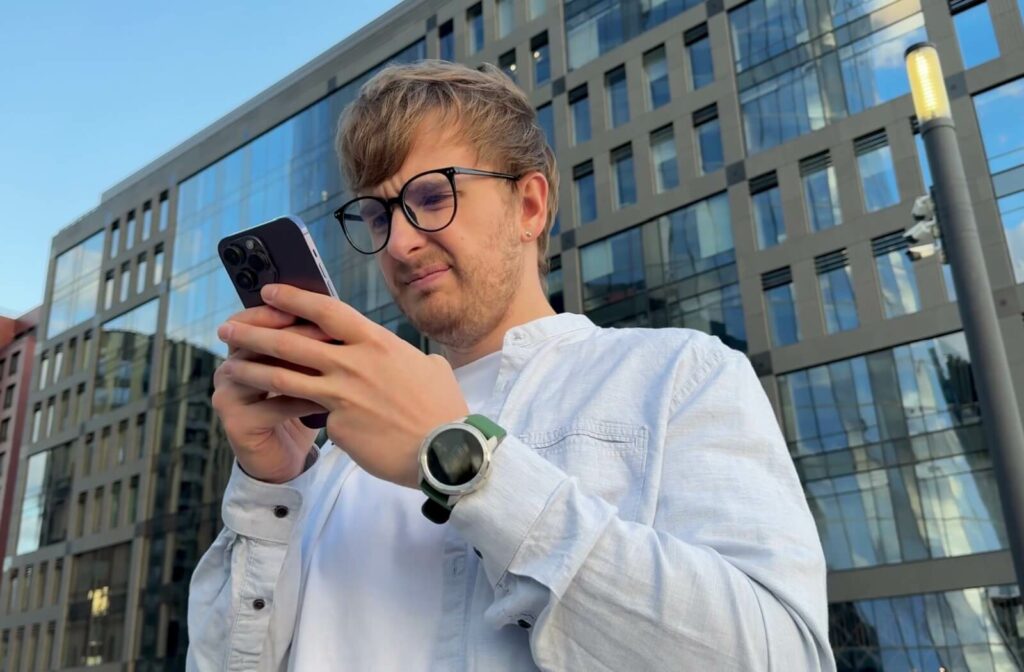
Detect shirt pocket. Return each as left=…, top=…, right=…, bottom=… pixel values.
left=517, top=418, right=649, bottom=521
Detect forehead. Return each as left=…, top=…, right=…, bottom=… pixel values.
left=370, top=115, right=485, bottom=194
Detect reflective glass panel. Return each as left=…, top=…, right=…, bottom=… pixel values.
left=954, top=3, right=999, bottom=69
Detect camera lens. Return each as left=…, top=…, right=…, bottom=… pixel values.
left=244, top=238, right=257, bottom=251
left=236, top=270, right=258, bottom=291
left=222, top=245, right=244, bottom=266
left=248, top=252, right=270, bottom=272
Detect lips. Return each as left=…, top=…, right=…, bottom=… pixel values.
left=405, top=264, right=451, bottom=285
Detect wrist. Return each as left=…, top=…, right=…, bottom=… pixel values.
left=239, top=445, right=319, bottom=484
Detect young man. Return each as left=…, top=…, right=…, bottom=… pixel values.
left=187, top=61, right=835, bottom=671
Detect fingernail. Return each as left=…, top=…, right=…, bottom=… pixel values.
left=262, top=285, right=278, bottom=301
left=217, top=323, right=234, bottom=341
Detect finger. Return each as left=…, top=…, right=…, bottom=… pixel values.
left=218, top=321, right=336, bottom=371
left=222, top=306, right=298, bottom=356
left=221, top=357, right=325, bottom=404
left=224, top=394, right=327, bottom=430
left=260, top=284, right=379, bottom=344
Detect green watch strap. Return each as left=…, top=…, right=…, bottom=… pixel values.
left=464, top=414, right=507, bottom=441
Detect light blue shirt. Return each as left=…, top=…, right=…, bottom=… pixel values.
left=186, top=312, right=835, bottom=671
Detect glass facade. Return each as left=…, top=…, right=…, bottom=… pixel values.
left=974, top=77, right=1024, bottom=283
left=64, top=544, right=130, bottom=667
left=695, top=114, right=723, bottom=176
left=497, top=0, right=515, bottom=38
left=47, top=231, right=104, bottom=339
left=92, top=299, right=159, bottom=415
left=829, top=585, right=1023, bottom=670
left=574, top=162, right=598, bottom=224
left=467, top=4, right=484, bottom=53
left=537, top=103, right=555, bottom=150
left=733, top=1, right=925, bottom=154
left=565, top=0, right=701, bottom=70
left=532, top=32, right=550, bottom=85
left=15, top=443, right=72, bottom=555
left=439, top=20, right=454, bottom=62
left=803, top=161, right=842, bottom=232
left=876, top=248, right=921, bottom=318
left=687, top=31, right=713, bottom=90
left=779, top=332, right=1004, bottom=570
left=954, top=3, right=999, bottom=69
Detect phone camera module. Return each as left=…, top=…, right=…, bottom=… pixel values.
left=236, top=270, right=258, bottom=291
left=222, top=245, right=244, bottom=266
left=243, top=238, right=258, bottom=251
left=248, top=252, right=271, bottom=272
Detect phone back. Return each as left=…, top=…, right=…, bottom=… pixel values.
left=218, top=216, right=337, bottom=308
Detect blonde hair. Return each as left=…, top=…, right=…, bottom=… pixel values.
left=336, top=59, right=559, bottom=281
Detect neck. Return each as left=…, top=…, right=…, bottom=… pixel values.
left=443, top=287, right=556, bottom=369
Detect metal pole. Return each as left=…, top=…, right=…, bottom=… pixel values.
left=920, top=116, right=1024, bottom=596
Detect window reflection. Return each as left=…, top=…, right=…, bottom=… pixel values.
left=953, top=2, right=999, bottom=69
left=47, top=231, right=104, bottom=339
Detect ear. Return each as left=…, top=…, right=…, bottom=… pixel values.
left=518, top=171, right=549, bottom=241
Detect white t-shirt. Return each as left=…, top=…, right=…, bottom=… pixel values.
left=290, top=349, right=503, bottom=670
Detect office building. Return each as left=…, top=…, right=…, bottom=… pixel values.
left=3, top=0, right=1024, bottom=668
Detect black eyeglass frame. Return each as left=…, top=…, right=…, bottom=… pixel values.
left=333, top=166, right=522, bottom=255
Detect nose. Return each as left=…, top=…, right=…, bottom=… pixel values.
left=384, top=204, right=429, bottom=260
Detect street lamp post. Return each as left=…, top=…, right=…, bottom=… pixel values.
left=905, top=42, right=1024, bottom=596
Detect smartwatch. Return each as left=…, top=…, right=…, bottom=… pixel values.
left=418, top=414, right=507, bottom=524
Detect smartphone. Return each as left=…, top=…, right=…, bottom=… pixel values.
left=218, top=216, right=338, bottom=428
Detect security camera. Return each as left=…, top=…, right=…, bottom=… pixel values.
left=911, top=195, right=935, bottom=222
left=905, top=220, right=935, bottom=245
left=906, top=243, right=938, bottom=261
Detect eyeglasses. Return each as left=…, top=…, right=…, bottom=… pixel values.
left=333, top=166, right=521, bottom=255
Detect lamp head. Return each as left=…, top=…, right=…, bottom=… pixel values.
left=905, top=42, right=951, bottom=124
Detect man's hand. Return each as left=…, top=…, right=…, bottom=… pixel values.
left=212, top=305, right=333, bottom=483
left=216, top=284, right=470, bottom=489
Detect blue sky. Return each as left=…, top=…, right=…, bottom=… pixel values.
left=0, top=0, right=402, bottom=318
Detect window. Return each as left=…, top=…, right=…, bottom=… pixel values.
left=650, top=126, right=679, bottom=194
left=16, top=443, right=72, bottom=554
left=499, top=49, right=518, bottom=83
left=31, top=403, right=41, bottom=442
left=574, top=161, right=598, bottom=225
left=531, top=32, right=550, bottom=86
left=581, top=227, right=645, bottom=311
left=569, top=85, right=592, bottom=145
left=751, top=172, right=785, bottom=249
left=839, top=14, right=926, bottom=116
left=801, top=152, right=842, bottom=232
left=45, top=397, right=55, bottom=437
left=685, top=24, right=713, bottom=90
left=117, top=420, right=128, bottom=464
left=68, top=490, right=88, bottom=547
left=109, top=221, right=120, bottom=258
left=763, top=268, right=800, bottom=347
left=739, top=64, right=826, bottom=155
left=52, top=345, right=63, bottom=384
left=136, top=253, right=148, bottom=294
left=467, top=3, right=484, bottom=53
left=128, top=476, right=139, bottom=524
left=125, top=210, right=136, bottom=249
left=973, top=77, right=1024, bottom=283
left=953, top=1, right=999, bottom=69
left=439, top=20, right=454, bottom=61
left=119, top=262, right=130, bottom=303
left=92, top=487, right=103, bottom=533
left=74, top=383, right=85, bottom=426
left=565, top=0, right=699, bottom=69
left=536, top=103, right=555, bottom=150
left=856, top=131, right=900, bottom=212
left=153, top=244, right=165, bottom=285
left=93, top=299, right=159, bottom=414
left=605, top=66, right=630, bottom=128
left=693, top=104, right=723, bottom=175
left=136, top=413, right=146, bottom=459
left=530, top=0, right=547, bottom=19
left=6, top=352, right=15, bottom=374
left=110, top=481, right=121, bottom=528
left=730, top=0, right=808, bottom=72
left=611, top=144, right=637, bottom=209
left=643, top=46, right=670, bottom=109
left=4, top=384, right=14, bottom=410
left=48, top=231, right=105, bottom=339
left=497, top=0, right=515, bottom=38
left=0, top=418, right=9, bottom=443
left=103, top=271, right=114, bottom=310
left=158, top=191, right=169, bottom=231
left=816, top=250, right=859, bottom=333
left=142, top=202, right=152, bottom=241
left=873, top=231, right=921, bottom=318
left=59, top=390, right=70, bottom=432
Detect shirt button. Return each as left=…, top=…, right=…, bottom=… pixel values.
left=473, top=547, right=482, bottom=559
left=273, top=505, right=289, bottom=518
left=517, top=617, right=533, bottom=629
left=253, top=598, right=266, bottom=611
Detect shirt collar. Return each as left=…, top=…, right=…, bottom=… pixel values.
left=502, top=312, right=595, bottom=349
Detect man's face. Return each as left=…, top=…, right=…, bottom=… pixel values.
left=370, top=127, right=525, bottom=350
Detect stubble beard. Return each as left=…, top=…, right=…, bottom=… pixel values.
left=391, top=221, right=523, bottom=350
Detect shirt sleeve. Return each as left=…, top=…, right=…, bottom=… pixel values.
left=450, top=347, right=835, bottom=672
left=185, top=448, right=319, bottom=672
